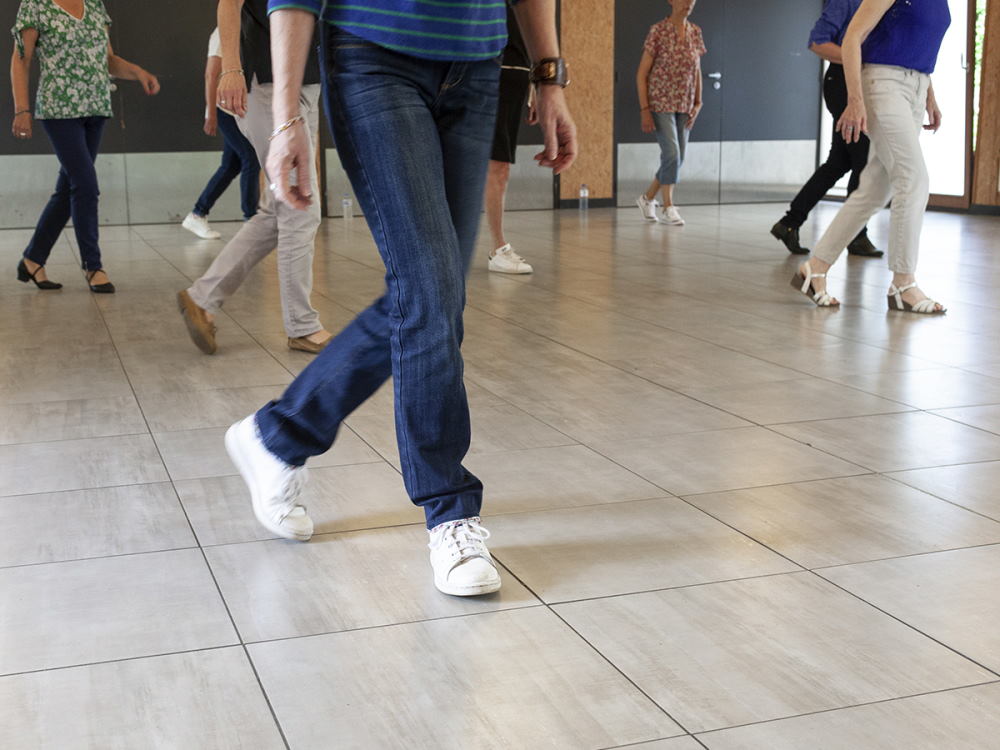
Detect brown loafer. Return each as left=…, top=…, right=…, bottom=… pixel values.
left=177, top=290, right=217, bottom=354
left=288, top=334, right=332, bottom=354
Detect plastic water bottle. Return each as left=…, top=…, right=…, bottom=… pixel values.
left=341, top=194, right=354, bottom=220
left=579, top=183, right=589, bottom=211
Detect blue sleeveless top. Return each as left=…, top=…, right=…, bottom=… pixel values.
left=862, top=0, right=950, bottom=74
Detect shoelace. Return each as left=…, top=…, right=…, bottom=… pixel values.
left=272, top=466, right=309, bottom=521
left=429, top=518, right=491, bottom=561
left=498, top=247, right=527, bottom=264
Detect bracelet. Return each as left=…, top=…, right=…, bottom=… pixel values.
left=640, top=106, right=650, bottom=111
left=530, top=57, right=570, bottom=87
left=14, top=109, right=31, bottom=116
left=219, top=69, right=243, bottom=80
left=269, top=115, right=304, bottom=141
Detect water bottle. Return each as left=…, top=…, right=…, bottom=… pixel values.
left=341, top=193, right=354, bottom=220
left=579, top=183, right=589, bottom=211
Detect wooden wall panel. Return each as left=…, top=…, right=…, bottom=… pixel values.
left=559, top=0, right=616, bottom=201
left=973, top=0, right=1000, bottom=206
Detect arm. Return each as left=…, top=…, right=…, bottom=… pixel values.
left=107, top=43, right=160, bottom=94
left=838, top=0, right=894, bottom=142
left=512, top=0, right=577, bottom=174
left=925, top=79, right=941, bottom=132
left=636, top=50, right=655, bottom=133
left=809, top=41, right=843, bottom=64
left=217, top=0, right=248, bottom=115
left=205, top=56, right=221, bottom=135
left=266, top=8, right=317, bottom=209
left=10, top=28, right=37, bottom=139
left=687, top=58, right=702, bottom=129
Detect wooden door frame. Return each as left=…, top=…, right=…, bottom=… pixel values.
left=928, top=0, right=977, bottom=209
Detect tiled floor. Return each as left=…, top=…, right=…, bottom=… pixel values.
left=2, top=202, right=1000, bottom=748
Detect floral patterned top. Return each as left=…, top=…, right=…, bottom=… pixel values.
left=12, top=0, right=113, bottom=120
left=643, top=19, right=707, bottom=115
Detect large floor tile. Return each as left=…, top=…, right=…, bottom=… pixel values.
left=0, top=394, right=147, bottom=445
left=932, top=403, right=1000, bottom=435
left=123, top=352, right=293, bottom=396
left=138, top=384, right=287, bottom=433
left=616, top=739, right=704, bottom=750
left=154, top=425, right=381, bottom=481
left=699, top=682, right=1000, bottom=749
left=556, top=573, right=991, bottom=732
left=0, top=549, right=237, bottom=674
left=0, top=648, right=285, bottom=749
left=464, top=444, right=665, bottom=514
left=248, top=607, right=681, bottom=749
left=205, top=525, right=540, bottom=641
left=888, top=461, right=1000, bottom=520
left=0, top=435, right=168, bottom=497
left=678, top=378, right=910, bottom=425
left=820, top=545, right=1000, bottom=672
left=686, top=475, right=1000, bottom=568
left=176, top=462, right=421, bottom=546
left=832, top=368, right=1000, bottom=410
left=0, top=483, right=195, bottom=567
left=772, top=412, right=1000, bottom=472
left=593, top=427, right=866, bottom=496
left=488, top=498, right=799, bottom=602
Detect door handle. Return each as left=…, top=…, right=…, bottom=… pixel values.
left=707, top=72, right=723, bottom=79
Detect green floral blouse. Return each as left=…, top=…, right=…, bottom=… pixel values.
left=12, top=0, right=113, bottom=120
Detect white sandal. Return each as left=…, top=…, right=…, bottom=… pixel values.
left=888, top=283, right=946, bottom=314
left=790, top=262, right=839, bottom=307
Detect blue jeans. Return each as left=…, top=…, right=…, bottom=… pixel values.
left=256, top=28, right=499, bottom=529
left=193, top=109, right=260, bottom=220
left=24, top=117, right=106, bottom=271
left=653, top=112, right=689, bottom=185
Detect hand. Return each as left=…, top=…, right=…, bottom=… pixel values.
left=687, top=102, right=701, bottom=130
left=924, top=98, right=942, bottom=132
left=836, top=99, right=867, bottom=143
left=217, top=71, right=247, bottom=117
left=533, top=85, right=577, bottom=174
left=11, top=111, right=32, bottom=140
left=137, top=69, right=160, bottom=96
left=203, top=116, right=218, bottom=137
left=640, top=109, right=655, bottom=133
left=266, top=121, right=313, bottom=210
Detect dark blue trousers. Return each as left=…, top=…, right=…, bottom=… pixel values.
left=193, top=110, right=260, bottom=221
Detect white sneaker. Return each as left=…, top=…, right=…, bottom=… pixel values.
left=182, top=212, right=221, bottom=240
left=488, top=244, right=533, bottom=274
left=659, top=205, right=685, bottom=225
left=224, top=416, right=314, bottom=541
left=428, top=517, right=501, bottom=596
left=636, top=194, right=660, bottom=221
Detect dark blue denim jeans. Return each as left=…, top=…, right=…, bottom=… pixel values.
left=256, top=28, right=499, bottom=529
left=194, top=109, right=260, bottom=220
left=24, top=117, right=106, bottom=271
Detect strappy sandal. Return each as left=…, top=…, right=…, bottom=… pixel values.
left=85, top=269, right=115, bottom=294
left=790, top=261, right=839, bottom=307
left=887, top=283, right=946, bottom=314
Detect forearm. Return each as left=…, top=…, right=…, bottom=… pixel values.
left=269, top=9, right=315, bottom=123
left=810, top=42, right=843, bottom=64
left=206, top=58, right=221, bottom=113
left=840, top=34, right=863, bottom=102
left=636, top=73, right=650, bottom=109
left=511, top=0, right=559, bottom=60
left=10, top=55, right=31, bottom=111
left=108, top=54, right=142, bottom=80
left=694, top=66, right=702, bottom=104
left=217, top=0, right=244, bottom=74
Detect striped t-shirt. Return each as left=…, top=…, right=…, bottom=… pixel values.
left=267, top=1, right=513, bottom=61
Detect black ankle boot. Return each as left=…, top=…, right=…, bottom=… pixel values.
left=847, top=233, right=884, bottom=257
left=770, top=221, right=810, bottom=255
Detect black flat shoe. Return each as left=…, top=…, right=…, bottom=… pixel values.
left=770, top=221, right=810, bottom=255
left=85, top=269, right=116, bottom=294
left=847, top=233, right=884, bottom=257
left=17, top=259, right=62, bottom=290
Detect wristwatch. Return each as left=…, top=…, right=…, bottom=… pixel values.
left=530, top=57, right=570, bottom=88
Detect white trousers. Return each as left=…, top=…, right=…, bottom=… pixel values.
left=188, top=81, right=323, bottom=338
left=813, top=65, right=931, bottom=274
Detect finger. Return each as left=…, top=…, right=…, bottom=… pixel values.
left=543, top=113, right=559, bottom=162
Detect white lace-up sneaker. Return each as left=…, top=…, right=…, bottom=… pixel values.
left=428, top=517, right=501, bottom=596
left=636, top=194, right=660, bottom=221
left=659, top=205, right=685, bottom=225
left=182, top=212, right=221, bottom=240
left=224, top=416, right=314, bottom=541
left=488, top=244, right=533, bottom=274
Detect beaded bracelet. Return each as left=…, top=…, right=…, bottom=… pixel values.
left=14, top=109, right=31, bottom=116
left=218, top=69, right=243, bottom=80
left=269, top=114, right=304, bottom=141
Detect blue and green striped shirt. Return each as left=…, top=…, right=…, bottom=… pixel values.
left=267, top=0, right=514, bottom=61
